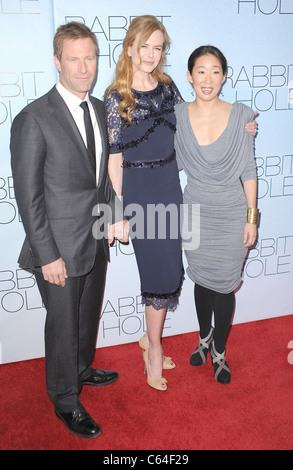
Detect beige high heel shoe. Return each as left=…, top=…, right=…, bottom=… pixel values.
left=142, top=350, right=167, bottom=391
left=139, top=335, right=175, bottom=370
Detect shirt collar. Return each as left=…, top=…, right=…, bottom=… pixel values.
left=56, top=81, right=90, bottom=112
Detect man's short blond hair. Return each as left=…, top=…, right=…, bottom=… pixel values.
left=53, top=21, right=98, bottom=60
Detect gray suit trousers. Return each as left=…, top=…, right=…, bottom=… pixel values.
left=35, top=240, right=107, bottom=412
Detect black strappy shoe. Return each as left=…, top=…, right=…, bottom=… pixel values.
left=209, top=340, right=231, bottom=385
left=190, top=327, right=214, bottom=366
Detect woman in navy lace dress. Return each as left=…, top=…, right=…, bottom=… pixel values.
left=105, top=16, right=183, bottom=391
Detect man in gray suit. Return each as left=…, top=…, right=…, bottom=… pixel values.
left=10, top=22, right=125, bottom=438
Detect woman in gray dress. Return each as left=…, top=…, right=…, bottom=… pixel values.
left=175, top=46, right=259, bottom=384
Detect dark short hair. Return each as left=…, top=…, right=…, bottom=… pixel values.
left=188, top=45, right=228, bottom=75
left=53, top=21, right=98, bottom=60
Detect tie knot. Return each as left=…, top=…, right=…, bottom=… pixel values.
left=80, top=101, right=89, bottom=111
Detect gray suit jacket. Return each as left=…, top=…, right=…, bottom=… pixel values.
left=10, top=86, right=118, bottom=276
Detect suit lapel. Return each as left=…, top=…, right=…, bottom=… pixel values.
left=48, top=87, right=96, bottom=182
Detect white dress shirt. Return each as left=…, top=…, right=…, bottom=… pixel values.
left=56, top=81, right=102, bottom=184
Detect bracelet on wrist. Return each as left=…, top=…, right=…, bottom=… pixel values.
left=246, top=208, right=259, bottom=224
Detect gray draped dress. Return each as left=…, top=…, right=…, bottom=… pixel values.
left=175, top=102, right=257, bottom=294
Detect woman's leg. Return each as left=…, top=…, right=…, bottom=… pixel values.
left=194, top=283, right=214, bottom=337
left=145, top=305, right=166, bottom=380
left=190, top=283, right=215, bottom=366
left=209, top=290, right=234, bottom=385
left=213, top=291, right=235, bottom=353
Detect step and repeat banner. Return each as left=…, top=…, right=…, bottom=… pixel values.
left=0, top=0, right=292, bottom=364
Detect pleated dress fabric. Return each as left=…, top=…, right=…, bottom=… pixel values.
left=175, top=102, right=257, bottom=294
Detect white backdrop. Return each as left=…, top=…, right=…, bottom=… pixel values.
left=0, top=0, right=292, bottom=364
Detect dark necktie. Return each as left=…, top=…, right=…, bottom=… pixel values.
left=80, top=101, right=96, bottom=173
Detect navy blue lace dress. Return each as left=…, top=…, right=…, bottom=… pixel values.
left=105, top=81, right=184, bottom=311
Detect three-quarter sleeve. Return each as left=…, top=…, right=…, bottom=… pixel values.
left=171, top=81, right=184, bottom=105
left=104, top=92, right=123, bottom=154
left=240, top=153, right=257, bottom=182
left=240, top=107, right=257, bottom=183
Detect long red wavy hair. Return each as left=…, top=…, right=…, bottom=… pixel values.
left=105, top=15, right=171, bottom=124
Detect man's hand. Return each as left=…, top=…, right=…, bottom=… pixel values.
left=108, top=220, right=129, bottom=244
left=245, top=111, right=259, bottom=136
left=41, top=258, right=68, bottom=287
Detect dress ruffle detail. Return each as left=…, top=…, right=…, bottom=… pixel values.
left=121, top=117, right=176, bottom=151
left=122, top=150, right=176, bottom=169
left=141, top=270, right=184, bottom=312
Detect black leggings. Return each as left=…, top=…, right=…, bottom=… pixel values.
left=194, top=283, right=235, bottom=354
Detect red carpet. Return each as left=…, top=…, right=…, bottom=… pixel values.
left=0, top=315, right=292, bottom=451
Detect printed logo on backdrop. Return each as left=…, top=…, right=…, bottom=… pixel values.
left=100, top=294, right=146, bottom=340
left=256, top=154, right=293, bottom=200
left=0, top=263, right=176, bottom=346
left=237, top=0, right=293, bottom=15
left=0, top=241, right=134, bottom=320
left=225, top=62, right=293, bottom=113
left=1, top=0, right=43, bottom=122
left=0, top=71, right=45, bottom=128
left=64, top=15, right=172, bottom=69
left=99, top=240, right=175, bottom=343
left=0, top=176, right=21, bottom=225
left=99, top=294, right=174, bottom=342
left=0, top=269, right=43, bottom=314
left=227, top=3, right=293, bottom=111
left=0, top=72, right=46, bottom=224
left=244, top=235, right=293, bottom=279
left=222, top=14, right=293, bottom=203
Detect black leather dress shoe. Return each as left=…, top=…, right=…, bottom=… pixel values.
left=55, top=406, right=101, bottom=439
left=81, top=369, right=119, bottom=387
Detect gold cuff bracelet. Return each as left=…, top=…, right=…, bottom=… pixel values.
left=246, top=208, right=259, bottom=224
